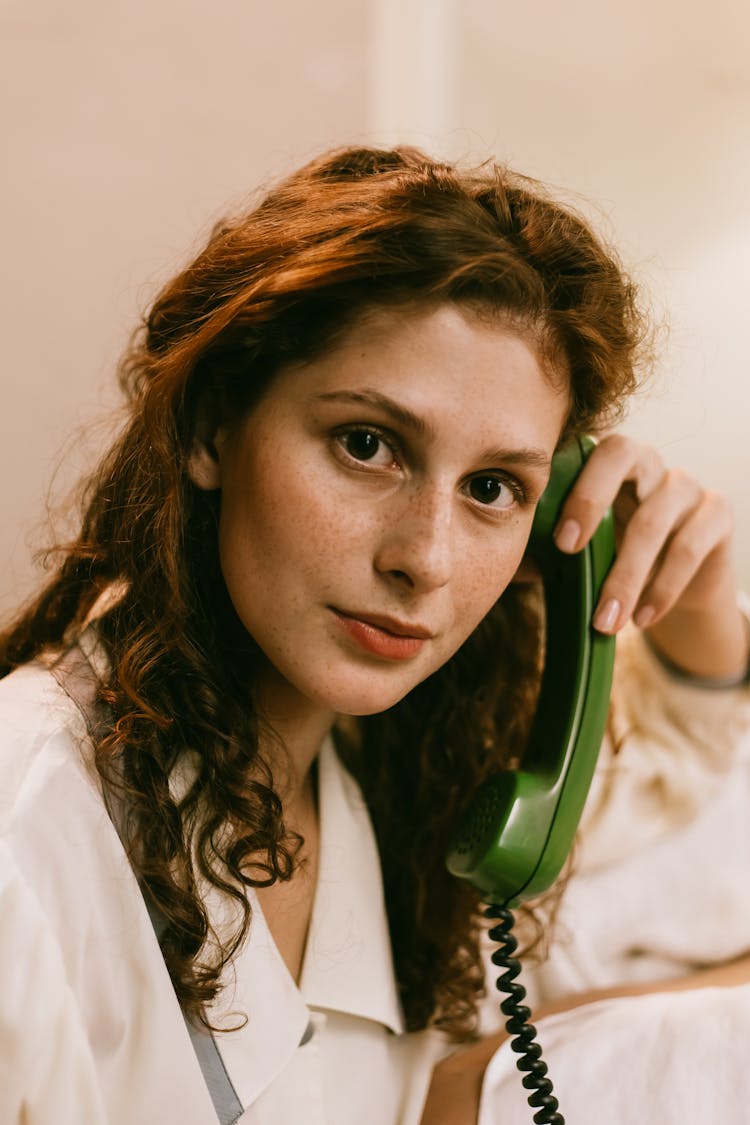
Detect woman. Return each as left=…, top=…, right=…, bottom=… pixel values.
left=0, top=145, right=747, bottom=1125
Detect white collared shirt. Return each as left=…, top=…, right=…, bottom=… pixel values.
left=1, top=624, right=749, bottom=1124
left=0, top=649, right=443, bottom=1125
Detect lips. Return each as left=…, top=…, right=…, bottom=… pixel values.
left=330, top=608, right=433, bottom=660
left=335, top=609, right=433, bottom=640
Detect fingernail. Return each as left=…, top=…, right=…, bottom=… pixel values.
left=555, top=519, right=581, bottom=553
left=634, top=604, right=656, bottom=628
left=594, top=597, right=621, bottom=633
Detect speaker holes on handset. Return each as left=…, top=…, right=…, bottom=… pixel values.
left=453, top=780, right=505, bottom=855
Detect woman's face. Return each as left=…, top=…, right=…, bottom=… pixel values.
left=197, top=303, right=569, bottom=723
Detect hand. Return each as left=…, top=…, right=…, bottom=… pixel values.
left=419, top=1034, right=504, bottom=1125
left=552, top=433, right=748, bottom=679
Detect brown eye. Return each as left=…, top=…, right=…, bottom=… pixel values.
left=335, top=427, right=398, bottom=469
left=469, top=477, right=502, bottom=503
left=466, top=476, right=517, bottom=510
left=344, top=430, right=381, bottom=461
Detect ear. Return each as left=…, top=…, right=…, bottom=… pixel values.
left=185, top=386, right=228, bottom=490
left=186, top=436, right=222, bottom=490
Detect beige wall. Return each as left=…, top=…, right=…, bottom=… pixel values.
left=0, top=0, right=368, bottom=616
left=3, top=0, right=749, bottom=620
left=368, top=0, right=750, bottom=585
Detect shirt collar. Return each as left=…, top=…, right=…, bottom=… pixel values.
left=203, top=884, right=311, bottom=1110
left=208, top=737, right=404, bottom=1109
left=299, top=737, right=405, bottom=1034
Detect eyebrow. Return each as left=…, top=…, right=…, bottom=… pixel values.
left=313, top=388, right=432, bottom=438
left=311, top=388, right=552, bottom=470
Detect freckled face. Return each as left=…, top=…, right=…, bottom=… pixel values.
left=208, top=304, right=569, bottom=721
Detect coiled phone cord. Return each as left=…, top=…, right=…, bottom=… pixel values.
left=485, top=903, right=564, bottom=1125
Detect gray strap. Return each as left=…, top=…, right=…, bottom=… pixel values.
left=50, top=644, right=245, bottom=1125
left=145, top=899, right=244, bottom=1124
left=186, top=1024, right=245, bottom=1125
left=49, top=645, right=111, bottom=741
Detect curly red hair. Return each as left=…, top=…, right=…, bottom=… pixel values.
left=0, top=145, right=649, bottom=1037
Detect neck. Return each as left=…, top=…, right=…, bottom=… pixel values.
left=255, top=673, right=335, bottom=808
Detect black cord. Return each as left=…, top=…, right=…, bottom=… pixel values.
left=485, top=903, right=565, bottom=1125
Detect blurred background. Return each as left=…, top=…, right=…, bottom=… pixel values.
left=2, top=0, right=749, bottom=616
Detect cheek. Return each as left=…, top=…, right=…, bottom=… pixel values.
left=452, top=536, right=528, bottom=631
left=434, top=535, right=528, bottom=666
left=217, top=450, right=367, bottom=606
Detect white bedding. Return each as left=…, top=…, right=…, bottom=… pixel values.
left=480, top=980, right=750, bottom=1124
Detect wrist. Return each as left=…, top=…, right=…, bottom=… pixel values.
left=644, top=629, right=750, bottom=689
left=644, top=589, right=749, bottom=683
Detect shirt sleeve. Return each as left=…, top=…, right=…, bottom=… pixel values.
left=576, top=619, right=750, bottom=872
left=0, top=839, right=109, bottom=1125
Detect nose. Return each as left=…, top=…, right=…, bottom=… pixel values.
left=373, top=484, right=454, bottom=593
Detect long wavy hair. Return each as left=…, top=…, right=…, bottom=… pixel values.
left=0, top=146, right=648, bottom=1039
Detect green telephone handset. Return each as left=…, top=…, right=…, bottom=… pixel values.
left=447, top=435, right=616, bottom=908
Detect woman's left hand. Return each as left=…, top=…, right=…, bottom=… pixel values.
left=552, top=433, right=748, bottom=680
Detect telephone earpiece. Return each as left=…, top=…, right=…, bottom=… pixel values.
left=447, top=435, right=616, bottom=906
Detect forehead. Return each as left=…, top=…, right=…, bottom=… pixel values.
left=320, top=299, right=568, bottom=397
left=261, top=301, right=570, bottom=457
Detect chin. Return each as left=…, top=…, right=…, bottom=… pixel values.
left=316, top=673, right=424, bottom=718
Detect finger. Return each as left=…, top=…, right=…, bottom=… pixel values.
left=554, top=434, right=666, bottom=553
left=631, top=491, right=735, bottom=625
left=610, top=467, right=703, bottom=547
left=591, top=470, right=704, bottom=633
